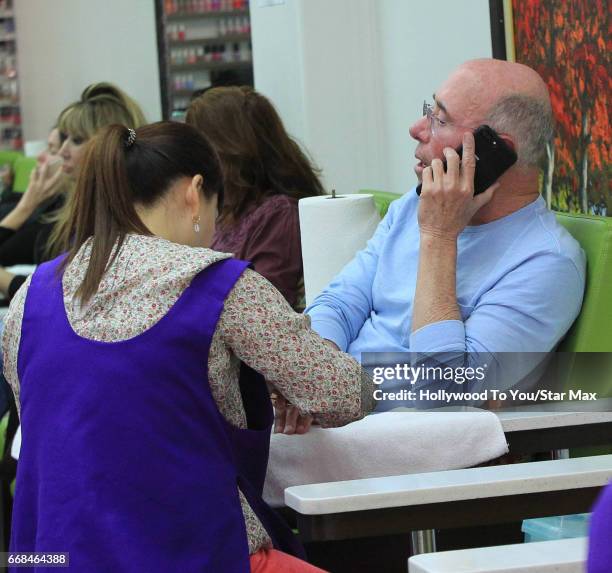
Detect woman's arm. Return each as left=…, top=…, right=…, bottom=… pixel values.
left=0, top=267, right=15, bottom=297
left=218, top=268, right=375, bottom=429
left=0, top=221, right=46, bottom=266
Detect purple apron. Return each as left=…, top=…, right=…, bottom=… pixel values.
left=11, top=255, right=303, bottom=572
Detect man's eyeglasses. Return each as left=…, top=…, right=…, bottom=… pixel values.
left=422, top=101, right=475, bottom=136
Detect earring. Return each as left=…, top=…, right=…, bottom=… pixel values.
left=193, top=215, right=201, bottom=233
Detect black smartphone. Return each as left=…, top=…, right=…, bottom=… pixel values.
left=415, top=125, right=517, bottom=196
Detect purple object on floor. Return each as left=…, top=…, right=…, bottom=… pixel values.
left=588, top=480, right=612, bottom=572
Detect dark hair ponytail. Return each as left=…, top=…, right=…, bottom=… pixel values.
left=62, top=121, right=223, bottom=304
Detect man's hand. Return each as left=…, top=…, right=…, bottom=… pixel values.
left=271, top=392, right=314, bottom=435
left=418, top=131, right=499, bottom=241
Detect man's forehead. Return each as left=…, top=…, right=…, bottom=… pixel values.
left=435, top=69, right=491, bottom=120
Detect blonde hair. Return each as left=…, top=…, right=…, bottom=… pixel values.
left=48, top=83, right=146, bottom=257
left=58, top=83, right=146, bottom=140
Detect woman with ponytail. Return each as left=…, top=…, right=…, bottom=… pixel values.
left=2, top=122, right=372, bottom=572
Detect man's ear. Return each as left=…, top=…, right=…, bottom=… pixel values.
left=499, top=133, right=516, bottom=153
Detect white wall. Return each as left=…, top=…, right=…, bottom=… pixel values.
left=250, top=1, right=307, bottom=144
left=15, top=0, right=162, bottom=141
left=251, top=0, right=386, bottom=194
left=251, top=0, right=492, bottom=195
left=378, top=0, right=492, bottom=194
left=15, top=0, right=492, bottom=190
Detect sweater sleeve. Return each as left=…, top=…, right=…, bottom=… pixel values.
left=8, top=274, right=27, bottom=301
left=0, top=225, right=15, bottom=246
left=408, top=252, right=585, bottom=396
left=217, top=268, right=374, bottom=427
left=0, top=223, right=42, bottom=266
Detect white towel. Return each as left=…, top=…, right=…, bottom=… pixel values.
left=264, top=410, right=509, bottom=507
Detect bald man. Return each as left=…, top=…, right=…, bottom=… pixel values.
left=303, top=58, right=586, bottom=412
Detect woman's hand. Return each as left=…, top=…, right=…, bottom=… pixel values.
left=20, top=159, right=65, bottom=212
left=0, top=160, right=64, bottom=231
left=272, top=391, right=314, bottom=435
left=417, top=132, right=499, bottom=241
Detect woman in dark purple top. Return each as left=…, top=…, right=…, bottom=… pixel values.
left=187, top=86, right=325, bottom=310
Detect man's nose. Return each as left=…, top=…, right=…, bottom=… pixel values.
left=409, top=116, right=430, bottom=143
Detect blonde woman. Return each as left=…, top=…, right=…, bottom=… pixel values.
left=0, top=128, right=66, bottom=268
left=0, top=82, right=146, bottom=299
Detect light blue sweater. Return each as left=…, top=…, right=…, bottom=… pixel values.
left=306, top=190, right=586, bottom=408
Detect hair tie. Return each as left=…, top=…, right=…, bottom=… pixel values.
left=125, top=128, right=136, bottom=148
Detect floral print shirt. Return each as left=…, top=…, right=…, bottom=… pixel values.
left=2, top=234, right=374, bottom=554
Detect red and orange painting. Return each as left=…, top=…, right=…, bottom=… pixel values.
left=510, top=0, right=610, bottom=214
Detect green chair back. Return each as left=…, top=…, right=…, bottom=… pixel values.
left=554, top=212, right=612, bottom=401
left=0, top=151, right=22, bottom=170
left=12, top=156, right=37, bottom=193
left=358, top=189, right=402, bottom=218
left=0, top=412, right=7, bottom=455
left=555, top=212, right=612, bottom=353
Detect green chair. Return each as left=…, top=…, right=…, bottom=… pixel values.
left=553, top=212, right=612, bottom=457
left=554, top=213, right=612, bottom=403
left=0, top=151, right=22, bottom=170
left=555, top=212, right=612, bottom=353
left=0, top=151, right=23, bottom=198
left=0, top=413, right=8, bottom=457
left=12, top=156, right=37, bottom=193
left=358, top=189, right=402, bottom=218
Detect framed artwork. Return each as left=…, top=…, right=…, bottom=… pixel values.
left=488, top=0, right=610, bottom=215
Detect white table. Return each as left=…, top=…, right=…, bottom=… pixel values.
left=285, top=455, right=612, bottom=516
left=497, top=397, right=612, bottom=432
left=408, top=537, right=587, bottom=573
left=496, top=398, right=612, bottom=454
left=281, top=402, right=611, bottom=570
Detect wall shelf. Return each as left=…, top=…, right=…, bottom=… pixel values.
left=168, top=33, right=249, bottom=47
left=157, top=0, right=253, bottom=117
left=0, top=0, right=19, bottom=149
left=166, top=8, right=248, bottom=21
left=170, top=59, right=251, bottom=72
